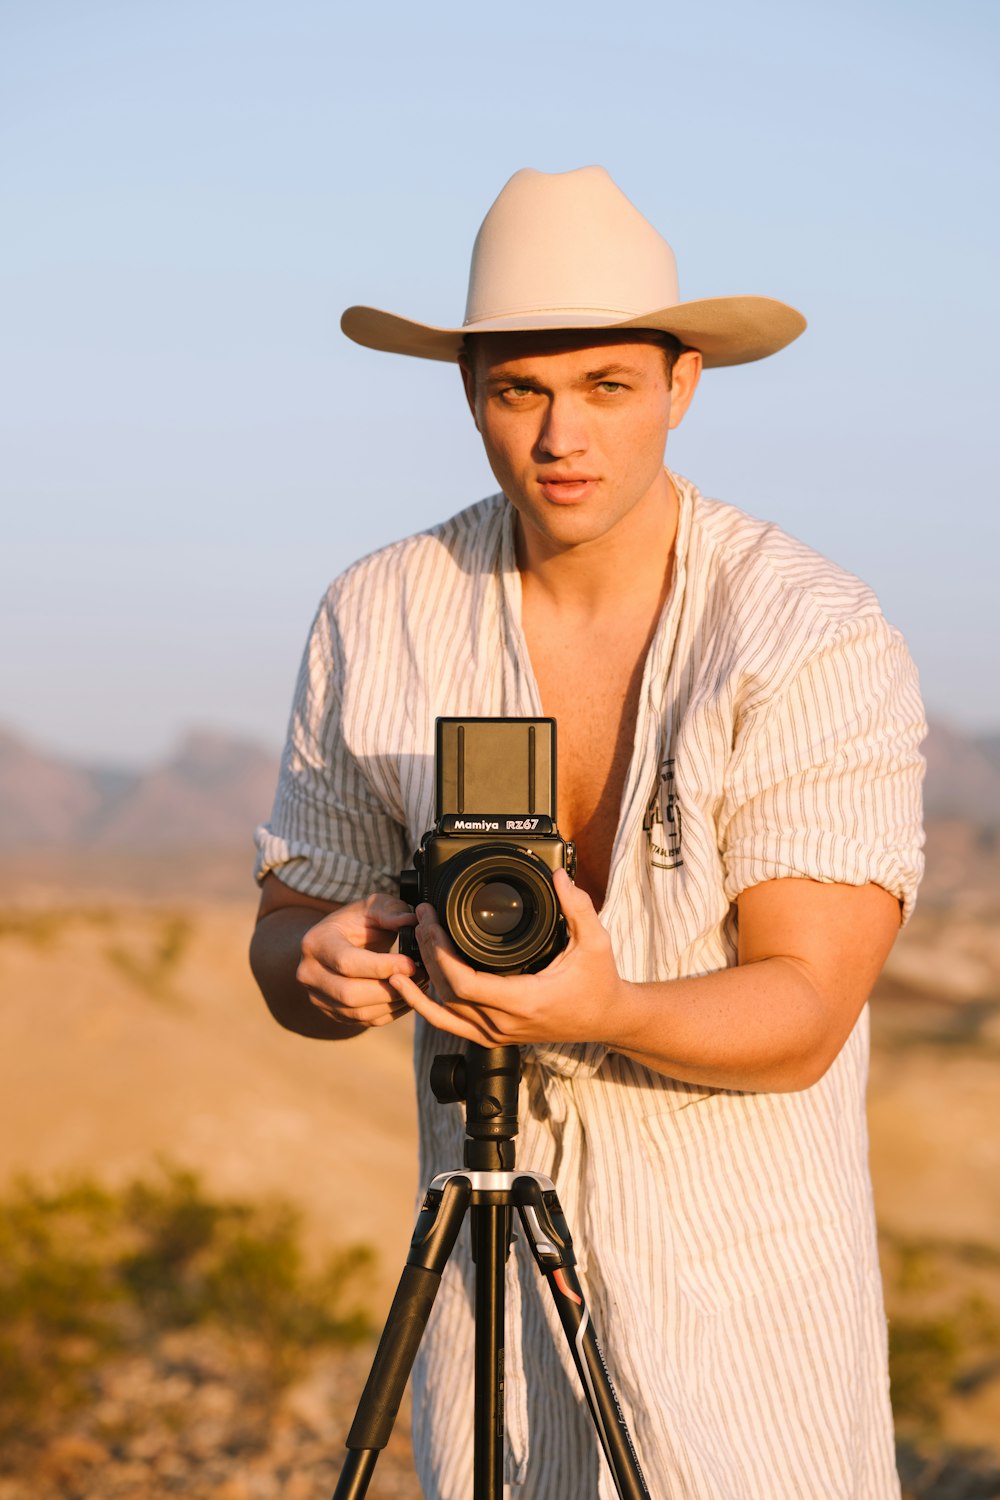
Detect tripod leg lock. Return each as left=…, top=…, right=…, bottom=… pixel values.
left=513, top=1179, right=577, bottom=1272
left=408, top=1174, right=472, bottom=1273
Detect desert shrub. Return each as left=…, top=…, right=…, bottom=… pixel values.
left=889, top=1314, right=963, bottom=1429
left=0, top=910, right=70, bottom=948
left=883, top=1232, right=1000, bottom=1440
left=105, top=913, right=193, bottom=1000
left=0, top=1166, right=376, bottom=1439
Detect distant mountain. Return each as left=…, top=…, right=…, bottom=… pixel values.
left=0, top=727, right=108, bottom=845
left=1, top=718, right=999, bottom=851
left=0, top=728, right=280, bottom=849
left=922, top=721, right=1000, bottom=826
left=976, top=732, right=1000, bottom=770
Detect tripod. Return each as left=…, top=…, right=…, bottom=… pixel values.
left=331, top=1042, right=651, bottom=1500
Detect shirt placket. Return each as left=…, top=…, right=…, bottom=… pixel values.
left=602, top=480, right=692, bottom=935
left=491, top=482, right=692, bottom=1481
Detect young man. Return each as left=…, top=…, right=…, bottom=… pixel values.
left=250, top=167, right=924, bottom=1498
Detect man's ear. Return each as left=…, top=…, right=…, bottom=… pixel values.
left=668, top=349, right=703, bottom=431
left=458, top=357, right=480, bottom=429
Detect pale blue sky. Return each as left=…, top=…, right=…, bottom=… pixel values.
left=2, top=0, right=997, bottom=763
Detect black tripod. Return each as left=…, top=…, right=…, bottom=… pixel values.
left=331, top=1042, right=651, bottom=1500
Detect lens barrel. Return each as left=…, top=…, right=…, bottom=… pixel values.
left=432, top=844, right=563, bottom=974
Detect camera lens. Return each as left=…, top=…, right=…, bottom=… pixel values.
left=433, top=845, right=564, bottom=974
left=470, top=881, right=523, bottom=936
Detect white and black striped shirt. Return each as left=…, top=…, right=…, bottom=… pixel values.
left=257, top=474, right=924, bottom=1498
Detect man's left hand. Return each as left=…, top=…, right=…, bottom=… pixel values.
left=388, top=867, right=623, bottom=1047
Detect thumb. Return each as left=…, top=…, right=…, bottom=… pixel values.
left=366, top=894, right=419, bottom=931
left=553, top=867, right=598, bottom=942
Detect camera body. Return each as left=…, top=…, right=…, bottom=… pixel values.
left=400, top=717, right=575, bottom=975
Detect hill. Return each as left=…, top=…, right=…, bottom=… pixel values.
left=2, top=716, right=1000, bottom=854
left=0, top=727, right=279, bottom=849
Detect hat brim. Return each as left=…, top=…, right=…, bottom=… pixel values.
left=341, top=296, right=806, bottom=369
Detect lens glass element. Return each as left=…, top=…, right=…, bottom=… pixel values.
left=470, top=881, right=524, bottom=936
left=436, top=844, right=564, bottom=974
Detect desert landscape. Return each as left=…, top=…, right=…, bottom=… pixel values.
left=1, top=723, right=999, bottom=1498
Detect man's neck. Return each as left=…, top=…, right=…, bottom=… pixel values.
left=516, top=468, right=680, bottom=620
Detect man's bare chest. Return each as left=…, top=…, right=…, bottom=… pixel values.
left=524, top=625, right=652, bottom=906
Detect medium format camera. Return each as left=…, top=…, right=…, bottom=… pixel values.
left=400, top=717, right=576, bottom=975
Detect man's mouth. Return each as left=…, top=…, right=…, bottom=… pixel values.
left=537, top=476, right=598, bottom=504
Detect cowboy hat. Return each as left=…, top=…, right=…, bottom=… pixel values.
left=341, top=166, right=805, bottom=369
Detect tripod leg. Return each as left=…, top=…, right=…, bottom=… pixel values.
left=332, top=1174, right=472, bottom=1500
left=515, top=1180, right=652, bottom=1500
left=471, top=1202, right=512, bottom=1500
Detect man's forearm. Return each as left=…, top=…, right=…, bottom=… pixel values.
left=390, top=877, right=899, bottom=1090
left=250, top=907, right=365, bottom=1040
left=609, top=957, right=855, bottom=1093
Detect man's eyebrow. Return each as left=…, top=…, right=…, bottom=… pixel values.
left=483, top=361, right=646, bottom=388
left=582, top=362, right=645, bottom=381
left=483, top=368, right=544, bottom=387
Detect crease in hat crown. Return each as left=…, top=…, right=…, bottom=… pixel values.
left=463, top=167, right=680, bottom=328
left=340, top=165, right=806, bottom=368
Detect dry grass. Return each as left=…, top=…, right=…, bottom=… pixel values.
left=1, top=846, right=998, bottom=1493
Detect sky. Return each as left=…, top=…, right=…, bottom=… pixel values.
left=2, top=0, right=998, bottom=766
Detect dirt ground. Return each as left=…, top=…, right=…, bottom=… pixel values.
left=1, top=848, right=998, bottom=1493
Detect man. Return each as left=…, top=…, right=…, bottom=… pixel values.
left=250, top=167, right=924, bottom=1498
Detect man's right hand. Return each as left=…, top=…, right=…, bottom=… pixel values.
left=250, top=873, right=418, bottom=1039
left=297, top=894, right=419, bottom=1029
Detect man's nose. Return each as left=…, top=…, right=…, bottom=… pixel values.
left=536, top=395, right=588, bottom=458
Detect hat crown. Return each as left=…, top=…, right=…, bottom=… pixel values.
left=464, top=166, right=680, bottom=328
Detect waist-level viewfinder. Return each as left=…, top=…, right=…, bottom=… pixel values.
left=400, top=717, right=575, bottom=975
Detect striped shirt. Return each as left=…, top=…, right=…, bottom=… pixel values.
left=256, top=474, right=925, bottom=1499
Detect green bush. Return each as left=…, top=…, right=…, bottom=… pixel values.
left=889, top=1315, right=962, bottom=1429
left=883, top=1232, right=1000, bottom=1440
left=105, top=913, right=193, bottom=1001
left=0, top=1166, right=376, bottom=1439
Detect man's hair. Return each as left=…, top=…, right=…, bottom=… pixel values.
left=461, top=328, right=689, bottom=388
left=638, top=330, right=688, bottom=386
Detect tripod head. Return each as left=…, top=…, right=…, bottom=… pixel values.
left=430, top=1043, right=521, bottom=1171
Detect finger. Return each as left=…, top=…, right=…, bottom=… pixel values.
left=302, top=940, right=418, bottom=984
left=389, top=973, right=484, bottom=1042
left=369, top=1003, right=412, bottom=1026
left=412, top=907, right=505, bottom=1002
left=365, top=894, right=420, bottom=929
left=327, top=896, right=417, bottom=954
left=307, top=988, right=409, bottom=1026
left=297, top=950, right=413, bottom=1012
left=352, top=904, right=418, bottom=953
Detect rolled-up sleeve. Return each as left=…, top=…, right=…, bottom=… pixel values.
left=720, top=612, right=926, bottom=922
left=254, top=594, right=408, bottom=903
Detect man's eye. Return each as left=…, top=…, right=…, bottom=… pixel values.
left=597, top=381, right=624, bottom=394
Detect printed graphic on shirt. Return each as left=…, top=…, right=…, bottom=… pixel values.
left=643, top=756, right=683, bottom=870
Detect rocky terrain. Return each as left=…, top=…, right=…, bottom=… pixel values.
left=0, top=1330, right=422, bottom=1500
left=1, top=720, right=998, bottom=1496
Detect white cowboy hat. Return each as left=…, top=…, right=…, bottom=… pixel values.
left=341, top=166, right=806, bottom=368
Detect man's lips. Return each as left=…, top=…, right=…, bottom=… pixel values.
left=537, top=476, right=598, bottom=503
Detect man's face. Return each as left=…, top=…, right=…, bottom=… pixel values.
left=461, top=330, right=701, bottom=558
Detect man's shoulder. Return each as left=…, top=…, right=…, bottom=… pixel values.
left=686, top=484, right=883, bottom=630
left=328, top=494, right=507, bottom=609
left=677, top=481, right=913, bottom=713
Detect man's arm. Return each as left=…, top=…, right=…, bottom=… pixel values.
left=389, top=871, right=900, bottom=1092
left=249, top=873, right=418, bottom=1040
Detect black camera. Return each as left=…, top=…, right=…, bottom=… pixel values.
left=400, top=717, right=576, bottom=975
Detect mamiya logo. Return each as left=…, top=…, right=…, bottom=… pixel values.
left=441, top=814, right=549, bottom=835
